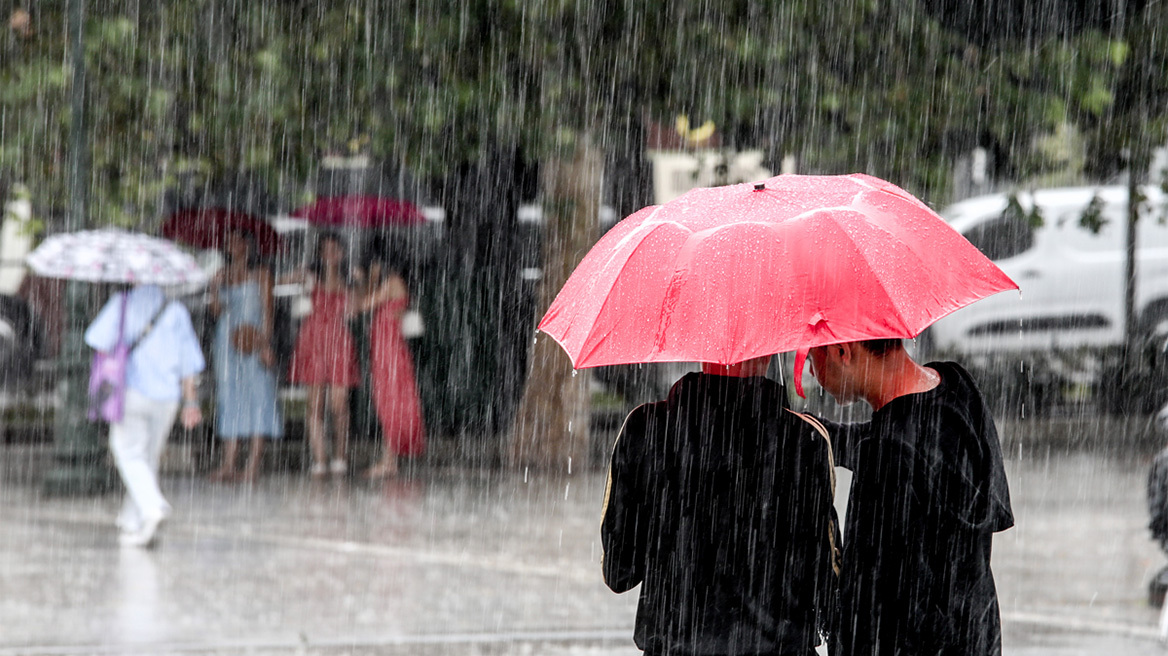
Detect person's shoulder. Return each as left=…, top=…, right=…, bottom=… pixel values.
left=621, top=400, right=666, bottom=433
left=160, top=298, right=193, bottom=325
left=928, top=361, right=982, bottom=396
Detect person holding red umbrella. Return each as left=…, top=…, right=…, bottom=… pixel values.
left=206, top=229, right=283, bottom=483
left=807, top=339, right=1013, bottom=656
left=348, top=242, right=425, bottom=478
left=287, top=231, right=360, bottom=476
left=602, top=354, right=839, bottom=656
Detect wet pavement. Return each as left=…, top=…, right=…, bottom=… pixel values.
left=1, top=437, right=1167, bottom=655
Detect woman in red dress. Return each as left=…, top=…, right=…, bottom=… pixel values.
left=350, top=252, right=425, bottom=478
left=289, top=232, right=359, bottom=476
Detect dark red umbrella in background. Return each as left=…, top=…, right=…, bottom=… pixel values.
left=290, top=195, right=426, bottom=228
left=537, top=173, right=1018, bottom=396
left=160, top=208, right=282, bottom=257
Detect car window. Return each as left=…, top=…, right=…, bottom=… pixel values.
left=1138, top=208, right=1168, bottom=249
left=1054, top=207, right=1123, bottom=253
left=962, top=211, right=1035, bottom=261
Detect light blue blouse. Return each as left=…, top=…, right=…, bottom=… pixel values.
left=84, top=285, right=206, bottom=402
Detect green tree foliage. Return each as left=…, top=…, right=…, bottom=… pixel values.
left=6, top=1, right=1165, bottom=225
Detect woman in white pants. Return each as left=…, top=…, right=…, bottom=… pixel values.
left=85, top=284, right=205, bottom=548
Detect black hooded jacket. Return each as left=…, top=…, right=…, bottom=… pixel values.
left=601, top=372, right=838, bottom=656
left=828, top=361, right=1014, bottom=656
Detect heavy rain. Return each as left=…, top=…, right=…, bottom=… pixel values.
left=1, top=2, right=1167, bottom=655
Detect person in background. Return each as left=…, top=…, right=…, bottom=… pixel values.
left=602, top=355, right=838, bottom=656
left=807, top=338, right=1013, bottom=656
left=85, top=284, right=204, bottom=548
left=207, top=229, right=283, bottom=483
left=287, top=231, right=358, bottom=476
left=350, top=243, right=425, bottom=479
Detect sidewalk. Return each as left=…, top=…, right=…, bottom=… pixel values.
left=1, top=435, right=1166, bottom=655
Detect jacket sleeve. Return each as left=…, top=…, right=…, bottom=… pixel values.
left=600, top=403, right=655, bottom=593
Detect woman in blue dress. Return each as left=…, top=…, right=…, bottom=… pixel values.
left=207, top=229, right=283, bottom=482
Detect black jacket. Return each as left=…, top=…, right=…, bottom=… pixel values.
left=602, top=372, right=838, bottom=656
left=829, top=361, right=1014, bottom=656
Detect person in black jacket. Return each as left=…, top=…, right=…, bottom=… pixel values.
left=807, top=339, right=1013, bottom=656
left=601, top=355, right=839, bottom=656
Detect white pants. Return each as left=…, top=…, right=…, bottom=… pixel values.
left=110, top=390, right=179, bottom=533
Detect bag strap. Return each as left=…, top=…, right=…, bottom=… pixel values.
left=787, top=409, right=836, bottom=494
left=111, top=294, right=129, bottom=346
left=127, top=300, right=171, bottom=353
left=787, top=409, right=841, bottom=577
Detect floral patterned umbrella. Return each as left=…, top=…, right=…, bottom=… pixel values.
left=26, top=229, right=208, bottom=285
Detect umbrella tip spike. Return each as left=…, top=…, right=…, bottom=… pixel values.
left=753, top=182, right=766, bottom=191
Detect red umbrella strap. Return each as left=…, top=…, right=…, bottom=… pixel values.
left=793, top=348, right=810, bottom=398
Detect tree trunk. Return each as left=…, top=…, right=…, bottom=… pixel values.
left=1123, top=161, right=1141, bottom=357
left=507, top=137, right=602, bottom=471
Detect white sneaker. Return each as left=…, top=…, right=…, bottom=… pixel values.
left=329, top=459, right=347, bottom=475
left=119, top=514, right=163, bottom=548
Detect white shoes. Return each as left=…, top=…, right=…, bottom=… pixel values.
left=328, top=459, right=346, bottom=475
left=119, top=514, right=164, bottom=548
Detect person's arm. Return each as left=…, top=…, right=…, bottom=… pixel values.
left=349, top=275, right=407, bottom=317
left=179, top=375, right=202, bottom=429
left=256, top=268, right=277, bottom=367
left=207, top=270, right=224, bottom=318
left=794, top=427, right=840, bottom=643
left=83, top=294, right=122, bottom=351
left=600, top=404, right=656, bottom=593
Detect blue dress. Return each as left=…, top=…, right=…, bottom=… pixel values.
left=213, top=279, right=283, bottom=439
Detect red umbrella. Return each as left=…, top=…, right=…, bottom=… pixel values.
left=291, top=195, right=426, bottom=227
left=160, top=208, right=282, bottom=257
left=537, top=173, right=1018, bottom=396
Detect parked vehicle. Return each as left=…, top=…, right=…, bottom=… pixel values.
left=928, top=185, right=1168, bottom=413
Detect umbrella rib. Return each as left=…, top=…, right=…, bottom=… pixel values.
left=572, top=215, right=693, bottom=363
left=812, top=213, right=934, bottom=336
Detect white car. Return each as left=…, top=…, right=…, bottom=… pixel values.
left=929, top=185, right=1168, bottom=362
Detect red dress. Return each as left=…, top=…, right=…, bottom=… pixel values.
left=290, top=287, right=359, bottom=387
left=371, top=297, right=425, bottom=456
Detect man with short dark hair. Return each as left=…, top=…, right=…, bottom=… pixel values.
left=808, top=339, right=1013, bottom=656
left=602, top=355, right=839, bottom=656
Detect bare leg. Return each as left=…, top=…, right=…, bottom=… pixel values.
left=328, top=384, right=350, bottom=466
left=241, top=436, right=265, bottom=482
left=209, top=440, right=240, bottom=481
left=307, top=385, right=329, bottom=475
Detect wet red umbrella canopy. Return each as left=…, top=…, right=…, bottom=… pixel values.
left=291, top=196, right=426, bottom=227
left=160, top=208, right=282, bottom=257
left=537, top=173, right=1018, bottom=396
